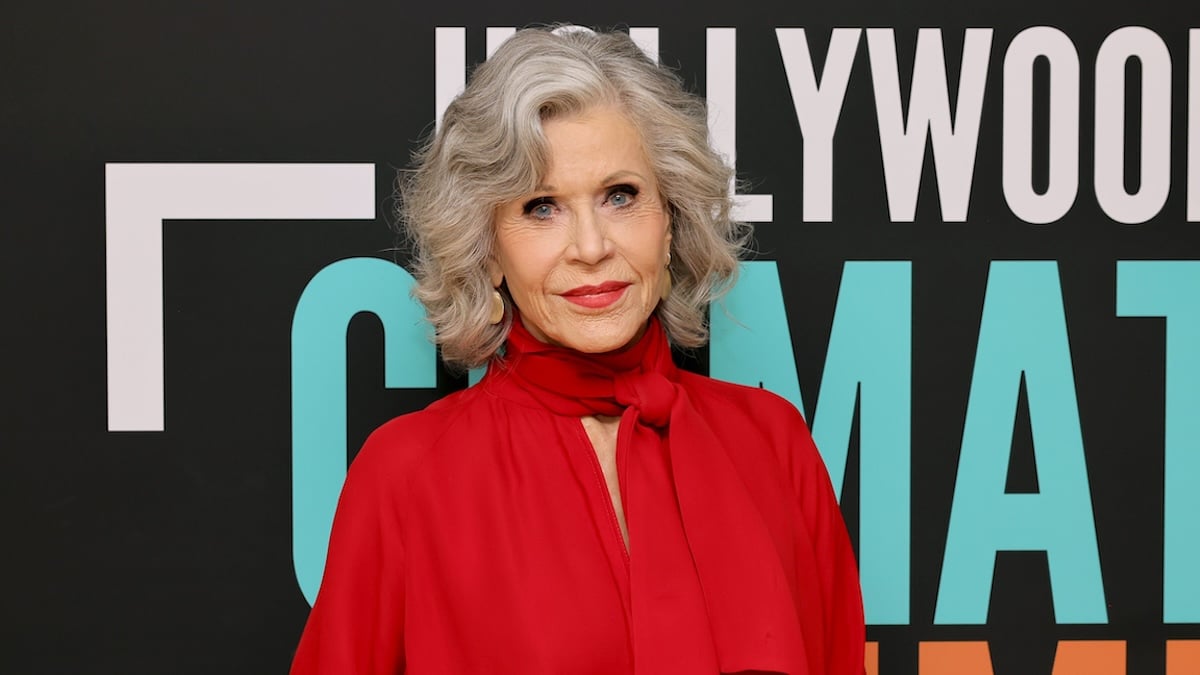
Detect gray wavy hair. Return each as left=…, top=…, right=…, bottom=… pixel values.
left=400, top=26, right=750, bottom=369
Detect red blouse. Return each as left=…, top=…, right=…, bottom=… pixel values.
left=291, top=319, right=865, bottom=674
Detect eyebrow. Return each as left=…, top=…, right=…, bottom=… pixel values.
left=532, top=170, right=649, bottom=193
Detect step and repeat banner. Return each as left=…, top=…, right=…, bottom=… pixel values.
left=4, top=0, right=1199, bottom=672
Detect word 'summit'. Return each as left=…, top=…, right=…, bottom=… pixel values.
left=866, top=640, right=1200, bottom=674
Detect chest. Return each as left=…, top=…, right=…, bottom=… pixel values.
left=580, top=414, right=629, bottom=550
left=398, top=413, right=726, bottom=674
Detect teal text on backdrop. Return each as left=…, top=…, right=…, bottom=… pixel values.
left=289, top=258, right=1200, bottom=626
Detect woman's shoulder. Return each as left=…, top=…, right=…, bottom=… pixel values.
left=677, top=371, right=825, bottom=474
left=677, top=371, right=807, bottom=430
left=351, top=385, right=488, bottom=477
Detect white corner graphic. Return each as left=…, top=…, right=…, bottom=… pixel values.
left=105, top=163, right=375, bottom=432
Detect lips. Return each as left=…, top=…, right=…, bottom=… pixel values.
left=560, top=281, right=631, bottom=308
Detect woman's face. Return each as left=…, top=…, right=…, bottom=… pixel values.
left=490, top=105, right=671, bottom=353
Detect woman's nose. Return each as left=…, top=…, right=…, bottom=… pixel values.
left=570, top=207, right=612, bottom=264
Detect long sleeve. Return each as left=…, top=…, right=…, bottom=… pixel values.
left=788, top=413, right=868, bottom=675
left=291, top=430, right=407, bottom=675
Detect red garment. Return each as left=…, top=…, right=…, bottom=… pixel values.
left=291, top=318, right=865, bottom=674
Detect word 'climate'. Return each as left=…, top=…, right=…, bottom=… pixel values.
left=290, top=258, right=1200, bottom=629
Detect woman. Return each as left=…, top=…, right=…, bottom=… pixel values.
left=291, top=26, right=865, bottom=675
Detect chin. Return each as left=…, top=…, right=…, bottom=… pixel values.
left=569, top=339, right=630, bottom=354
left=557, top=321, right=646, bottom=354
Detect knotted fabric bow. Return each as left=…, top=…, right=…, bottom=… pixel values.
left=503, top=315, right=810, bottom=675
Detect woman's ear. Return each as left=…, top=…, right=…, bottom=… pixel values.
left=487, top=255, right=504, bottom=288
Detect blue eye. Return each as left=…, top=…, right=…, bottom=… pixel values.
left=523, top=197, right=555, bottom=219
left=608, top=184, right=639, bottom=207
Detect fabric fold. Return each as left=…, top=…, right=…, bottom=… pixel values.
left=503, top=316, right=811, bottom=675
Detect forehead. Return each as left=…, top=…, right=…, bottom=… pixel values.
left=538, top=106, right=655, bottom=184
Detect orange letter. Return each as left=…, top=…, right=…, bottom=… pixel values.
left=1051, top=641, right=1124, bottom=674
left=866, top=641, right=879, bottom=675
left=1168, top=641, right=1200, bottom=675
left=920, top=641, right=992, bottom=675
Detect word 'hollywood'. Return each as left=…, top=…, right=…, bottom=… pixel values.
left=438, top=26, right=1200, bottom=224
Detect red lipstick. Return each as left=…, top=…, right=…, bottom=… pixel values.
left=560, top=281, right=630, bottom=308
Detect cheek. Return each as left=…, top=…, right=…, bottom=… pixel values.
left=497, top=239, right=557, bottom=296
left=635, top=221, right=671, bottom=265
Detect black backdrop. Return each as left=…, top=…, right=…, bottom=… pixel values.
left=4, top=0, right=1199, bottom=673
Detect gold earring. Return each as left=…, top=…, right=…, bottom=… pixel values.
left=489, top=289, right=505, bottom=325
left=661, top=260, right=672, bottom=302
